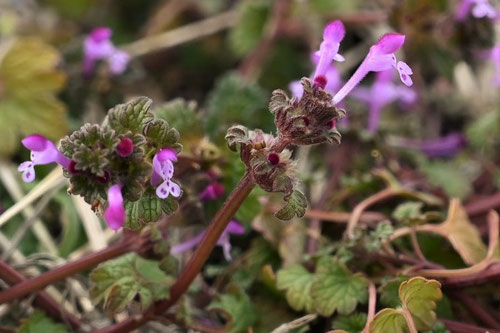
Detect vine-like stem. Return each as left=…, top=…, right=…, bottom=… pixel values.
left=95, top=172, right=256, bottom=333
left=0, top=260, right=83, bottom=330
left=0, top=234, right=142, bottom=305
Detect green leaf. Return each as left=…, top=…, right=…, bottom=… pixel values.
left=19, top=311, right=68, bottom=333
left=275, top=190, right=307, bottom=221
left=399, top=277, right=442, bottom=331
left=365, top=221, right=394, bottom=252
left=379, top=276, right=409, bottom=308
left=371, top=277, right=442, bottom=333
left=332, top=313, right=367, bottom=333
left=90, top=253, right=175, bottom=313
left=106, top=97, right=154, bottom=134
left=420, top=159, right=480, bottom=199
left=153, top=98, right=202, bottom=141
left=392, top=202, right=424, bottom=223
left=208, top=290, right=259, bottom=333
left=276, top=264, right=315, bottom=313
left=228, top=0, right=270, bottom=56
left=311, top=256, right=368, bottom=316
left=370, top=308, right=408, bottom=333
left=0, top=38, right=67, bottom=156
left=425, top=321, right=450, bottom=333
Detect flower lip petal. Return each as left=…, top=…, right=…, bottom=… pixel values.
left=156, top=181, right=171, bottom=199
left=397, top=61, right=413, bottom=75
left=22, top=134, right=49, bottom=151
left=157, top=148, right=178, bottom=162
left=375, top=33, right=405, bottom=54
left=323, top=20, right=346, bottom=43
left=90, top=27, right=112, bottom=42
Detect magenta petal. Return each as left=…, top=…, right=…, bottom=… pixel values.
left=22, top=135, right=49, bottom=151
left=104, top=184, right=125, bottom=230
left=109, top=50, right=130, bottom=75
left=323, top=20, right=345, bottom=43
left=18, top=162, right=35, bottom=183
left=156, top=181, right=171, bottom=199
left=289, top=80, right=303, bottom=99
left=226, top=220, right=245, bottom=235
left=169, top=181, right=181, bottom=198
left=90, top=27, right=112, bottom=42
left=157, top=148, right=178, bottom=162
left=375, top=33, right=405, bottom=54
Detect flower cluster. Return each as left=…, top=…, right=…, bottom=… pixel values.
left=83, top=27, right=130, bottom=75
left=19, top=97, right=182, bottom=231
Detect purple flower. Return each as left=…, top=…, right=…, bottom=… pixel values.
left=352, top=70, right=417, bottom=133
left=171, top=220, right=245, bottom=261
left=392, top=133, right=466, bottom=157
left=199, top=182, right=225, bottom=201
left=486, top=45, right=500, bottom=86
left=18, top=135, right=70, bottom=182
left=83, top=27, right=129, bottom=75
left=456, top=0, right=497, bottom=21
left=313, top=20, right=346, bottom=87
left=104, top=184, right=125, bottom=230
left=152, top=148, right=181, bottom=199
left=332, top=33, right=413, bottom=105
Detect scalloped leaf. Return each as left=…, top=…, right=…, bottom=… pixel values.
left=311, top=256, right=368, bottom=316
left=208, top=290, right=259, bottom=333
left=106, top=97, right=154, bottom=134
left=90, top=253, right=175, bottom=313
left=275, top=190, right=307, bottom=220
left=276, top=264, right=315, bottom=313
left=19, top=311, right=68, bottom=333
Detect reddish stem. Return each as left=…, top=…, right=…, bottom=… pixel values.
left=441, top=319, right=500, bottom=333
left=0, top=260, right=83, bottom=330
left=95, top=172, right=256, bottom=333
left=0, top=235, right=140, bottom=305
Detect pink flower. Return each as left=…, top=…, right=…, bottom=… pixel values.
left=199, top=182, right=225, bottom=201
left=313, top=20, right=346, bottom=87
left=456, top=0, right=497, bottom=21
left=352, top=70, right=417, bottom=133
left=83, top=27, right=129, bottom=75
left=18, top=135, right=70, bottom=183
left=486, top=45, right=500, bottom=86
left=171, top=220, right=245, bottom=261
left=104, top=184, right=125, bottom=230
left=152, top=148, right=181, bottom=199
left=391, top=133, right=466, bottom=157
left=333, top=33, right=413, bottom=105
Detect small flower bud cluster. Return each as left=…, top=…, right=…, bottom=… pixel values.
left=19, top=97, right=182, bottom=231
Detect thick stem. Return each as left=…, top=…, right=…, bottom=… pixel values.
left=0, top=260, right=83, bottom=330
left=0, top=235, right=140, bottom=305
left=95, top=172, right=256, bottom=333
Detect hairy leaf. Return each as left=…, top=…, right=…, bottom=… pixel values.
left=311, top=256, right=368, bottom=316
left=275, top=190, right=307, bottom=221
left=370, top=308, right=408, bottom=333
left=276, top=264, right=315, bottom=313
left=90, top=253, right=175, bottom=313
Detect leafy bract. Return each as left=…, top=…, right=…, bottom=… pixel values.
left=19, top=311, right=68, bottom=333
left=276, top=264, right=315, bottom=313
left=208, top=290, right=258, bottom=333
left=0, top=38, right=67, bottom=156
left=275, top=190, right=307, bottom=220
left=90, top=253, right=175, bottom=313
left=311, top=256, right=368, bottom=316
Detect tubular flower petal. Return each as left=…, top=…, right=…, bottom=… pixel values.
left=18, top=135, right=70, bottom=182
left=152, top=148, right=181, bottom=199
left=171, top=220, right=244, bottom=261
left=456, top=0, right=497, bottom=20
left=104, top=184, right=125, bottom=230
left=392, top=133, right=466, bottom=158
left=332, top=33, right=413, bottom=105
left=313, top=20, right=345, bottom=83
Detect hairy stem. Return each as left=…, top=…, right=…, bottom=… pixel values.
left=0, top=234, right=141, bottom=305
left=95, top=172, right=256, bottom=333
